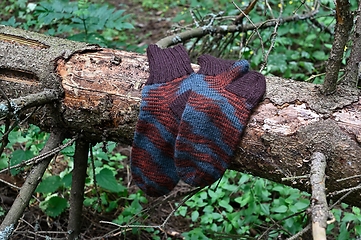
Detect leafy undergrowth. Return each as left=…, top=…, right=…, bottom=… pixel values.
left=1, top=125, right=361, bottom=239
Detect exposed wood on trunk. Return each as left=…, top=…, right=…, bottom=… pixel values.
left=1, top=26, right=361, bottom=207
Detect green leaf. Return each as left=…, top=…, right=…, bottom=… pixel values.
left=260, top=203, right=270, bottom=215
left=219, top=198, right=233, bottom=212
left=235, top=193, right=251, bottom=208
left=341, top=202, right=349, bottom=209
left=61, top=173, right=72, bottom=188
left=10, top=149, right=34, bottom=175
left=191, top=210, right=199, bottom=222
left=177, top=206, right=187, bottom=217
left=83, top=197, right=96, bottom=207
left=0, top=156, right=7, bottom=169
left=36, top=175, right=62, bottom=193
left=60, top=140, right=75, bottom=156
left=332, top=208, right=342, bottom=222
left=96, top=168, right=125, bottom=193
left=211, top=212, right=222, bottom=220
left=129, top=198, right=143, bottom=213
left=183, top=228, right=209, bottom=240
left=238, top=173, right=250, bottom=185
left=203, top=205, right=214, bottom=213
left=1, top=16, right=21, bottom=27
left=8, top=130, right=29, bottom=146
left=313, top=51, right=328, bottom=60
left=207, top=189, right=217, bottom=200
left=271, top=205, right=288, bottom=213
left=11, top=149, right=34, bottom=164
left=290, top=52, right=300, bottom=60
left=272, top=185, right=285, bottom=194
left=305, top=34, right=317, bottom=42
left=301, top=51, right=310, bottom=58
left=324, top=43, right=333, bottom=49
left=115, top=22, right=134, bottom=30
left=95, top=151, right=109, bottom=161
left=39, top=196, right=67, bottom=217
left=106, top=142, right=117, bottom=152
left=352, top=206, right=361, bottom=216
left=355, top=225, right=361, bottom=235
left=294, top=199, right=310, bottom=210
left=337, top=223, right=350, bottom=240
left=224, top=221, right=233, bottom=233
left=342, top=212, right=358, bottom=222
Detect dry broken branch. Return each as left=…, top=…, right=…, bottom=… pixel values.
left=156, top=8, right=321, bottom=48
left=0, top=90, right=59, bottom=118
left=310, top=152, right=328, bottom=240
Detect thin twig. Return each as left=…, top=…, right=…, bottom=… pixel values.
left=157, top=9, right=320, bottom=48
left=0, top=90, right=58, bottom=118
left=0, top=130, right=66, bottom=238
left=305, top=72, right=327, bottom=82
left=0, top=136, right=77, bottom=174
left=287, top=223, right=311, bottom=240
left=329, top=184, right=360, bottom=209
left=336, top=174, right=361, bottom=182
left=257, top=209, right=308, bottom=239
left=90, top=143, right=102, bottom=212
left=0, top=178, right=20, bottom=190
left=282, top=174, right=310, bottom=181
left=329, top=184, right=361, bottom=197
left=265, top=0, right=275, bottom=19
left=259, top=0, right=284, bottom=71
left=100, top=188, right=201, bottom=236
left=232, top=1, right=265, bottom=59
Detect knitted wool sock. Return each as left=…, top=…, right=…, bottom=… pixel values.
left=131, top=44, right=194, bottom=196
left=173, top=55, right=266, bottom=187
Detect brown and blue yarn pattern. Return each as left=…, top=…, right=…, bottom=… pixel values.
left=131, top=44, right=194, bottom=197
left=131, top=45, right=266, bottom=196
left=173, top=58, right=266, bottom=187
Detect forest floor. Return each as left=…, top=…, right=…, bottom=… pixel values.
left=0, top=1, right=196, bottom=239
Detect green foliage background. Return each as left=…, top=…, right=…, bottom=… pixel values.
left=0, top=0, right=360, bottom=239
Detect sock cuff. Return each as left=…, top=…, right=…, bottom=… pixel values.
left=197, top=54, right=235, bottom=76
left=225, top=71, right=266, bottom=108
left=146, top=44, right=194, bottom=85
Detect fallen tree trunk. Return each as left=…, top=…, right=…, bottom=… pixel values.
left=1, top=26, right=361, bottom=207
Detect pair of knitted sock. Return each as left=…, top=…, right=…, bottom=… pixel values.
left=131, top=44, right=266, bottom=196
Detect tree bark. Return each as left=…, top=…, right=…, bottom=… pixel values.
left=1, top=26, right=361, bottom=207
left=323, top=0, right=353, bottom=94
left=68, top=139, right=89, bottom=240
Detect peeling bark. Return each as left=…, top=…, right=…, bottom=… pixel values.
left=1, top=26, right=361, bottom=207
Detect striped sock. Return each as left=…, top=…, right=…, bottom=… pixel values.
left=174, top=55, right=266, bottom=187
left=131, top=44, right=194, bottom=196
